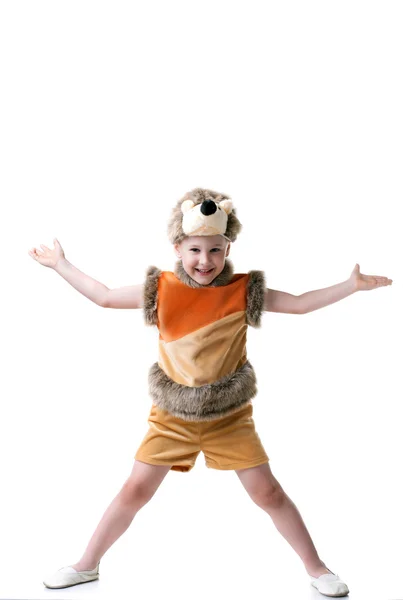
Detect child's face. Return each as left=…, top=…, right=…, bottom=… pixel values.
left=174, top=235, right=231, bottom=285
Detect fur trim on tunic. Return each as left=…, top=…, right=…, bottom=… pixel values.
left=143, top=265, right=161, bottom=326
left=148, top=359, right=257, bottom=421
left=173, top=259, right=234, bottom=288
left=246, top=270, right=266, bottom=328
left=167, top=188, right=242, bottom=245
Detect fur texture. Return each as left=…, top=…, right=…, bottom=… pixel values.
left=148, top=359, right=257, bottom=421
left=143, top=265, right=161, bottom=326
left=167, top=188, right=242, bottom=245
left=246, top=270, right=266, bottom=328
left=174, top=258, right=234, bottom=288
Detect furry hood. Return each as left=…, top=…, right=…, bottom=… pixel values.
left=167, top=187, right=242, bottom=245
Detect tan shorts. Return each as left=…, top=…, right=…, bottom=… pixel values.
left=134, top=401, right=269, bottom=472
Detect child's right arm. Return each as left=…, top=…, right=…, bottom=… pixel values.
left=28, top=238, right=144, bottom=309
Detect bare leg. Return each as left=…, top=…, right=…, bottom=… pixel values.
left=236, top=463, right=333, bottom=578
left=71, top=461, right=171, bottom=571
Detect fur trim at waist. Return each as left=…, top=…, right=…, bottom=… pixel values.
left=147, top=359, right=258, bottom=422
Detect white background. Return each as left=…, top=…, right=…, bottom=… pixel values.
left=0, top=1, right=401, bottom=599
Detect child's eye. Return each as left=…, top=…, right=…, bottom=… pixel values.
left=190, top=248, right=221, bottom=252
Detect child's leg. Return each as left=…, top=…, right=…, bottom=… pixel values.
left=235, top=462, right=332, bottom=578
left=72, top=461, right=171, bottom=571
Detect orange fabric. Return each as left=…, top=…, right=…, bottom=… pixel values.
left=157, top=272, right=248, bottom=342
left=157, top=311, right=248, bottom=386
left=134, top=401, right=269, bottom=472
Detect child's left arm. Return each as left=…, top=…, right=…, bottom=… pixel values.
left=264, top=263, right=392, bottom=315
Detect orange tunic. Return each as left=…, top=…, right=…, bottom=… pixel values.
left=143, top=262, right=266, bottom=422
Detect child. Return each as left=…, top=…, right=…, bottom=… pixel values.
left=31, top=188, right=392, bottom=595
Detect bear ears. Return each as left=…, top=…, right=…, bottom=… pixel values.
left=167, top=188, right=242, bottom=245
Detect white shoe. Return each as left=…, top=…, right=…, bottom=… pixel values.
left=310, top=572, right=349, bottom=597
left=43, top=561, right=100, bottom=588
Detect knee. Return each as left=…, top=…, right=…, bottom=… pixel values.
left=120, top=480, right=155, bottom=507
left=251, top=483, right=285, bottom=510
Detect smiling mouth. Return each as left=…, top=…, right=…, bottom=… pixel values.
left=196, top=268, right=214, bottom=275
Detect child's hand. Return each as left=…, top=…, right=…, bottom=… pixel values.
left=349, top=263, right=393, bottom=292
left=28, top=238, right=65, bottom=269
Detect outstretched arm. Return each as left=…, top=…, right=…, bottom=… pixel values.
left=28, top=238, right=144, bottom=309
left=54, top=261, right=144, bottom=309
left=103, top=284, right=144, bottom=309
left=264, top=288, right=301, bottom=314
left=264, top=263, right=392, bottom=315
left=299, top=263, right=392, bottom=314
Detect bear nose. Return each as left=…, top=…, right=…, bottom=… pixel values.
left=200, top=199, right=217, bottom=216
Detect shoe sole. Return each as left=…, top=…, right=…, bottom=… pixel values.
left=311, top=582, right=349, bottom=597
left=43, top=575, right=99, bottom=589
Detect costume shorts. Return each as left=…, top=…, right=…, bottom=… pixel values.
left=134, top=400, right=269, bottom=472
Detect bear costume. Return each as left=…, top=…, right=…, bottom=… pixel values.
left=142, top=188, right=266, bottom=422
